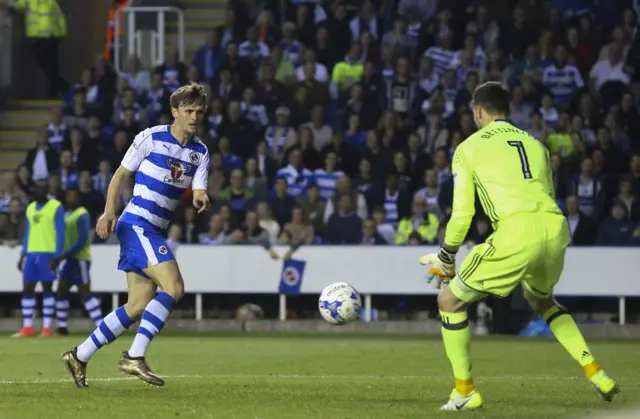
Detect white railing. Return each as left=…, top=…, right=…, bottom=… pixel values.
left=113, top=6, right=184, bottom=73
left=1, top=246, right=637, bottom=325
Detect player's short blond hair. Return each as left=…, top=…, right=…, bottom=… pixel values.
left=169, top=82, right=208, bottom=110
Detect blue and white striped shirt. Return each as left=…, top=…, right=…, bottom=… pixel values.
left=313, top=169, right=344, bottom=201
left=384, top=190, right=399, bottom=227
left=276, top=165, right=314, bottom=198
left=119, top=125, right=210, bottom=231
left=542, top=63, right=584, bottom=106
left=424, top=47, right=457, bottom=77
left=238, top=41, right=270, bottom=60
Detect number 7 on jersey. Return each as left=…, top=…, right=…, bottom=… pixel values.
left=507, top=141, right=532, bottom=179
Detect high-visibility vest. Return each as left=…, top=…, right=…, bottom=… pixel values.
left=12, top=0, right=67, bottom=39
left=64, top=207, right=91, bottom=261
left=104, top=0, right=131, bottom=60
left=25, top=199, right=62, bottom=253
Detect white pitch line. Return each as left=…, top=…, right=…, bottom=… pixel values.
left=0, top=373, right=594, bottom=385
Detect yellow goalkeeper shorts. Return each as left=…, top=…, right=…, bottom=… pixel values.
left=449, top=213, right=571, bottom=303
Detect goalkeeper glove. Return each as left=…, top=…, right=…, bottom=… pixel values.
left=419, top=248, right=456, bottom=289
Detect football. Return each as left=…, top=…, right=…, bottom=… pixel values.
left=318, top=282, right=362, bottom=325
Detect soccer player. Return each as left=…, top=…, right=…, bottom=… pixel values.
left=15, top=183, right=65, bottom=337
left=61, top=82, right=210, bottom=388
left=52, top=188, right=103, bottom=335
left=419, top=82, right=619, bottom=411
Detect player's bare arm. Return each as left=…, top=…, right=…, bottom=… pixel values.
left=192, top=189, right=211, bottom=214
left=96, top=165, right=133, bottom=239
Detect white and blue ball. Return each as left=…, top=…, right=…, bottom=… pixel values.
left=318, top=282, right=362, bottom=325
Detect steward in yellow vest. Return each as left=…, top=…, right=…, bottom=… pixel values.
left=8, top=0, right=68, bottom=98
left=395, top=195, right=440, bottom=245
left=53, top=188, right=102, bottom=336
left=14, top=184, right=64, bottom=337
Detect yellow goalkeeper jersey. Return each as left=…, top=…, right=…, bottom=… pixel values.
left=445, top=119, right=562, bottom=247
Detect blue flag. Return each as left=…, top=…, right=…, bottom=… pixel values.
left=279, top=259, right=306, bottom=296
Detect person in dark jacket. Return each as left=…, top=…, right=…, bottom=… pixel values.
left=361, top=217, right=386, bottom=245
left=267, top=177, right=295, bottom=227
left=25, top=128, right=60, bottom=181
left=596, top=201, right=635, bottom=246
left=324, top=194, right=362, bottom=244
left=565, top=195, right=598, bottom=246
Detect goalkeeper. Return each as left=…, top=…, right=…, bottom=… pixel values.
left=419, top=82, right=619, bottom=411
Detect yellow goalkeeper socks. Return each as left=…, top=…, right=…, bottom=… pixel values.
left=543, top=305, right=599, bottom=378
left=440, top=310, right=474, bottom=396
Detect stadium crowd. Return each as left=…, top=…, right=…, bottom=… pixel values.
left=3, top=0, right=640, bottom=250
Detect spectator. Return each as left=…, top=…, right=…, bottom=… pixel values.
left=542, top=44, right=584, bottom=109
left=16, top=165, right=35, bottom=199
left=66, top=128, right=96, bottom=173
left=180, top=207, right=204, bottom=244
left=331, top=42, right=364, bottom=98
left=565, top=195, right=597, bottom=246
left=25, top=128, right=59, bottom=182
left=268, top=177, right=295, bottom=227
left=424, top=32, right=456, bottom=78
left=78, top=171, right=104, bottom=223
left=118, top=107, right=143, bottom=141
left=322, top=131, right=359, bottom=176
left=244, top=157, right=268, bottom=202
left=382, top=19, right=417, bottom=54
left=381, top=57, right=419, bottom=123
left=590, top=44, right=630, bottom=94
left=550, top=154, right=569, bottom=205
left=298, top=127, right=322, bottom=170
left=414, top=168, right=446, bottom=219
left=507, top=45, right=543, bottom=88
left=254, top=141, right=278, bottom=181
left=314, top=150, right=344, bottom=201
left=596, top=201, right=635, bottom=245
left=257, top=64, right=287, bottom=120
left=144, top=72, right=172, bottom=126
left=395, top=195, right=439, bottom=245
left=375, top=171, right=410, bottom=227
left=296, top=183, right=326, bottom=238
left=360, top=217, right=386, bottom=245
left=235, top=210, right=272, bottom=247
left=193, top=30, right=224, bottom=83
left=543, top=112, right=583, bottom=168
left=0, top=173, right=23, bottom=212
left=269, top=44, right=296, bottom=85
left=324, top=175, right=368, bottom=223
left=106, top=130, right=130, bottom=169
left=199, top=214, right=233, bottom=245
left=221, top=102, right=256, bottom=158
left=265, top=106, right=297, bottom=160
left=466, top=217, right=492, bottom=246
left=276, top=148, right=314, bottom=198
left=93, top=160, right=113, bottom=199
left=122, top=55, right=151, bottom=94
left=510, top=86, right=533, bottom=131
left=219, top=169, right=256, bottom=222
left=0, top=196, right=25, bottom=247
left=280, top=21, right=304, bottom=67
left=616, top=175, right=640, bottom=223
left=301, top=105, right=332, bottom=151
left=256, top=201, right=280, bottom=244
left=154, top=47, right=188, bottom=92
left=47, top=173, right=63, bottom=201
left=217, top=8, right=239, bottom=48
left=324, top=194, right=362, bottom=244
left=528, top=111, right=546, bottom=140
left=239, top=25, right=270, bottom=64
left=85, top=116, right=110, bottom=155
left=594, top=125, right=626, bottom=175
left=62, top=88, right=90, bottom=130
left=282, top=206, right=315, bottom=245
left=218, top=136, right=243, bottom=172
left=223, top=42, right=255, bottom=87
left=299, top=63, right=329, bottom=107
left=568, top=156, right=604, bottom=219
left=392, top=151, right=412, bottom=192
left=370, top=205, right=395, bottom=244
left=46, top=106, right=66, bottom=153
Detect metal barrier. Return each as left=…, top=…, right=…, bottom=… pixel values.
left=113, top=6, right=184, bottom=73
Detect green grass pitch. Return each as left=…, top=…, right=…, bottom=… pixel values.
left=0, top=333, right=638, bottom=418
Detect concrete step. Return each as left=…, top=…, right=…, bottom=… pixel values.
left=0, top=151, right=27, bottom=163
left=5, top=99, right=60, bottom=111
left=0, top=118, right=46, bottom=129
left=0, top=110, right=50, bottom=122
left=0, top=129, right=36, bottom=142
left=180, top=0, right=227, bottom=7
left=0, top=161, right=21, bottom=172
left=180, top=9, right=224, bottom=23
left=167, top=32, right=206, bottom=48
left=0, top=138, right=36, bottom=151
